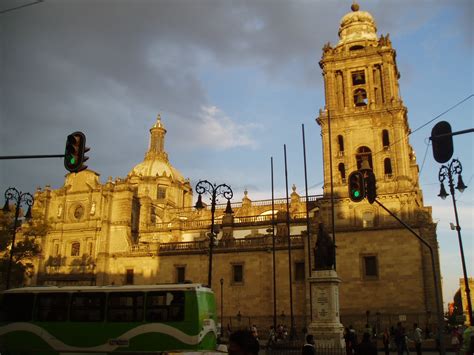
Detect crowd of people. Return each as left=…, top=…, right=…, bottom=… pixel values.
left=224, top=321, right=474, bottom=355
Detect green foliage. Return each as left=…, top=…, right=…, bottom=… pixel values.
left=0, top=211, right=14, bottom=251
left=0, top=211, right=50, bottom=288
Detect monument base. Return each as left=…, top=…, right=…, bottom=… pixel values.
left=307, top=269, right=345, bottom=349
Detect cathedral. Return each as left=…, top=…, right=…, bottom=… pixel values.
left=26, top=4, right=442, bottom=332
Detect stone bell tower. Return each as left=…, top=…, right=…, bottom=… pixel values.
left=317, top=2, right=424, bottom=220
left=312, top=2, right=441, bottom=331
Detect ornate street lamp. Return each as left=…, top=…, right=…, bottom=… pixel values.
left=438, top=158, right=472, bottom=326
left=220, top=278, right=224, bottom=328
left=2, top=187, right=34, bottom=289
left=194, top=180, right=233, bottom=288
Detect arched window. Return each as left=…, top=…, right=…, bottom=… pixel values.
left=384, top=158, right=393, bottom=176
left=354, top=88, right=367, bottom=106
left=71, top=242, right=80, bottom=257
left=382, top=130, right=390, bottom=148
left=337, top=135, right=344, bottom=153
left=356, top=146, right=373, bottom=170
left=338, top=163, right=346, bottom=180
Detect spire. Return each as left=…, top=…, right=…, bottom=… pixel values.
left=145, top=113, right=168, bottom=161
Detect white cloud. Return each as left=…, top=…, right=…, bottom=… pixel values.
left=192, top=105, right=261, bottom=150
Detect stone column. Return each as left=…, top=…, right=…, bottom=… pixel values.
left=307, top=269, right=345, bottom=349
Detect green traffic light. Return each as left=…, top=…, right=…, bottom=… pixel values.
left=353, top=190, right=360, bottom=198
left=69, top=157, right=76, bottom=164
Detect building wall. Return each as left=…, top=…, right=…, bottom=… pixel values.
left=19, top=4, right=442, bottom=337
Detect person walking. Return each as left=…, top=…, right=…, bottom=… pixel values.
left=228, top=330, right=260, bottom=355
left=251, top=324, right=259, bottom=341
left=302, top=334, right=316, bottom=355
left=413, top=323, right=423, bottom=355
left=355, top=332, right=377, bottom=355
left=382, top=328, right=391, bottom=355
left=395, top=322, right=410, bottom=355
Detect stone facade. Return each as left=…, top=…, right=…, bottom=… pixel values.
left=23, top=4, right=441, bottom=336
left=459, top=278, right=474, bottom=325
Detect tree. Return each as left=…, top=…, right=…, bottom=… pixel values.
left=0, top=210, right=49, bottom=289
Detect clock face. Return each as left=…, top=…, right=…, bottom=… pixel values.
left=73, top=205, right=84, bottom=220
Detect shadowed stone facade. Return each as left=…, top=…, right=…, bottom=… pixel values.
left=23, top=4, right=442, bottom=335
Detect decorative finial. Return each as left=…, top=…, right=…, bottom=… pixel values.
left=244, top=189, right=248, bottom=197
left=351, top=1, right=360, bottom=11
left=157, top=113, right=161, bottom=121
left=292, top=184, right=296, bottom=193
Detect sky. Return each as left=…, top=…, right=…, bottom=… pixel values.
left=0, top=0, right=472, bottom=308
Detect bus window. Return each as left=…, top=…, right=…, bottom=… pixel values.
left=70, top=292, right=105, bottom=322
left=36, top=293, right=69, bottom=322
left=146, top=291, right=184, bottom=322
left=1, top=293, right=34, bottom=321
left=107, top=292, right=144, bottom=322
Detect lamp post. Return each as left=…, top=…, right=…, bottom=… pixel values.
left=2, top=187, right=34, bottom=289
left=194, top=180, right=233, bottom=288
left=220, top=278, right=224, bottom=327
left=376, top=311, right=381, bottom=336
left=438, top=158, right=472, bottom=326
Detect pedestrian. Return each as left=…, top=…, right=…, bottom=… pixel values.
left=251, top=324, right=259, bottom=340
left=383, top=328, right=391, bottom=355
left=395, top=322, right=409, bottom=355
left=228, top=329, right=260, bottom=355
left=302, top=334, right=316, bottom=355
left=364, top=323, right=372, bottom=337
left=460, top=324, right=473, bottom=355
left=355, top=332, right=377, bottom=355
left=349, top=324, right=358, bottom=349
left=267, top=325, right=276, bottom=347
left=344, top=327, right=353, bottom=355
left=413, top=323, right=422, bottom=355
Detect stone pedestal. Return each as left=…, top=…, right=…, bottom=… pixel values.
left=307, top=269, right=345, bottom=349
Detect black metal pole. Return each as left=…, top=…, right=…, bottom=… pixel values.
left=326, top=110, right=336, bottom=270
left=271, top=157, right=277, bottom=330
left=444, top=161, right=473, bottom=326
left=284, top=144, right=295, bottom=339
left=302, top=124, right=313, bottom=323
left=374, top=199, right=446, bottom=355
left=209, top=190, right=216, bottom=288
left=5, top=201, right=21, bottom=290
left=195, top=181, right=233, bottom=290
left=302, top=124, right=312, bottom=273
left=0, top=154, right=64, bottom=160
left=220, top=278, right=224, bottom=327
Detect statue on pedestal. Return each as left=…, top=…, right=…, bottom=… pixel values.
left=313, top=223, right=335, bottom=270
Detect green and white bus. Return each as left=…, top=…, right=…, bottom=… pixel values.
left=0, top=283, right=218, bottom=354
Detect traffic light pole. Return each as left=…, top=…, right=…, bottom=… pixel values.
left=375, top=199, right=446, bottom=355
left=0, top=154, right=64, bottom=160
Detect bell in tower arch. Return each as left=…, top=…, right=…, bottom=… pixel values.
left=354, top=88, right=368, bottom=106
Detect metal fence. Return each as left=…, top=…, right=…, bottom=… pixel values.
left=266, top=343, right=346, bottom=355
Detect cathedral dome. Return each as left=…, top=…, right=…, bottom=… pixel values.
left=338, top=3, right=377, bottom=46
left=129, top=159, right=185, bottom=182
left=128, top=114, right=185, bottom=183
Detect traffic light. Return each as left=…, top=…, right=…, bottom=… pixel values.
left=431, top=121, right=453, bottom=163
left=64, top=131, right=89, bottom=173
left=365, top=170, right=377, bottom=204
left=348, top=171, right=365, bottom=202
